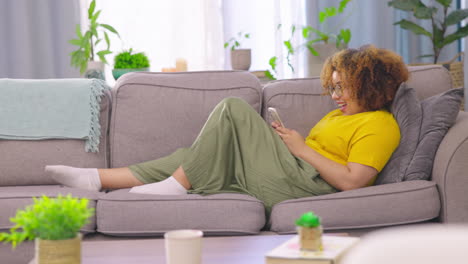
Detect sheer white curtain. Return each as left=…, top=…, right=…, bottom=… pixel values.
left=81, top=0, right=224, bottom=85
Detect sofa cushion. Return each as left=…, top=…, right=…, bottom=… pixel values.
left=96, top=190, right=265, bottom=236
left=262, top=78, right=336, bottom=137
left=0, top=186, right=101, bottom=233
left=269, top=180, right=440, bottom=233
left=405, top=88, right=464, bottom=181
left=110, top=71, right=262, bottom=168
left=0, top=91, right=111, bottom=186
left=376, top=84, right=422, bottom=184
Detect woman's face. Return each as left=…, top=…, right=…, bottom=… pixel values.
left=330, top=71, right=366, bottom=115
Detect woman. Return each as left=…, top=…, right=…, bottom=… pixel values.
left=47, top=45, right=409, bottom=214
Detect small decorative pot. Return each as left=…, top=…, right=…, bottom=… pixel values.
left=112, top=67, right=150, bottom=80
left=231, top=49, right=251, bottom=71
left=297, top=225, right=323, bottom=251
left=35, top=234, right=82, bottom=264
left=85, top=61, right=105, bottom=80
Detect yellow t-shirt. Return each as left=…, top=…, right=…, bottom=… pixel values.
left=305, top=109, right=400, bottom=174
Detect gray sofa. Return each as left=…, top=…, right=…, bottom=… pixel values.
left=1, top=65, right=467, bottom=240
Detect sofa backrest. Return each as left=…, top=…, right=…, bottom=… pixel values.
left=262, top=65, right=453, bottom=137
left=0, top=91, right=111, bottom=186
left=262, top=77, right=335, bottom=137
left=407, top=65, right=453, bottom=100
left=109, top=71, right=262, bottom=168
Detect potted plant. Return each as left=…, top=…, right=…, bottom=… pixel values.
left=0, top=195, right=94, bottom=264
left=267, top=0, right=352, bottom=80
left=112, top=48, right=151, bottom=80
left=69, top=0, right=120, bottom=79
left=224, top=32, right=251, bottom=71
left=388, top=0, right=468, bottom=64
left=295, top=211, right=323, bottom=251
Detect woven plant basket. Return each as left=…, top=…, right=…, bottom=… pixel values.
left=410, top=52, right=465, bottom=110
left=34, top=234, right=82, bottom=264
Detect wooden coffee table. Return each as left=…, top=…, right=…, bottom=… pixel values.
left=82, top=235, right=294, bottom=264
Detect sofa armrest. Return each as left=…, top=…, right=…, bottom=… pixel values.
left=432, top=111, right=468, bottom=223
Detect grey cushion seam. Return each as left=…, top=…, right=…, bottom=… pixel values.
left=102, top=90, right=112, bottom=168
left=137, top=70, right=252, bottom=75
left=266, top=77, right=320, bottom=84
left=273, top=183, right=436, bottom=206
left=276, top=216, right=438, bottom=233
left=97, top=229, right=260, bottom=234
left=0, top=196, right=100, bottom=200
left=265, top=93, right=329, bottom=108
left=0, top=225, right=95, bottom=231
left=409, top=66, right=450, bottom=73
left=117, top=84, right=262, bottom=110
left=96, top=198, right=265, bottom=204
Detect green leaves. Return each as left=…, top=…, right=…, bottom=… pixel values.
left=388, top=0, right=420, bottom=11
left=267, top=0, right=351, bottom=77
left=88, top=0, right=96, bottom=19
left=389, top=0, right=468, bottom=63
left=114, top=49, right=150, bottom=69
left=100, top=24, right=119, bottom=36
left=269, top=56, right=277, bottom=70
left=338, top=28, right=351, bottom=45
left=446, top=9, right=468, bottom=26
left=295, top=211, right=321, bottom=228
left=283, top=41, right=294, bottom=55
left=266, top=57, right=277, bottom=80
left=436, top=0, right=452, bottom=8
left=224, top=32, right=250, bottom=50
left=69, top=0, right=120, bottom=73
left=394, top=19, right=432, bottom=37
left=442, top=24, right=468, bottom=46
left=0, top=195, right=94, bottom=248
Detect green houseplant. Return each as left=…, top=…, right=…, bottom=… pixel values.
left=69, top=0, right=120, bottom=76
left=224, top=32, right=252, bottom=71
left=112, top=48, right=151, bottom=80
left=0, top=195, right=94, bottom=263
left=295, top=211, right=323, bottom=251
left=388, top=0, right=468, bottom=63
left=267, top=0, right=352, bottom=80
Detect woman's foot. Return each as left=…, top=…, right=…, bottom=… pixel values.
left=129, top=176, right=187, bottom=195
left=45, top=165, right=102, bottom=191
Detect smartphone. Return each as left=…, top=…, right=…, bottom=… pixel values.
left=268, top=107, right=284, bottom=127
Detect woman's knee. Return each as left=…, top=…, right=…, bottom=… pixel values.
left=221, top=97, right=252, bottom=113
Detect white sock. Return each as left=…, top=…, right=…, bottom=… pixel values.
left=45, top=165, right=102, bottom=191
left=129, top=176, right=187, bottom=195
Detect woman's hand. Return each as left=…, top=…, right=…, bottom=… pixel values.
left=272, top=124, right=307, bottom=157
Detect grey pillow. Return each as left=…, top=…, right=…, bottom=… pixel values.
left=404, top=88, right=464, bottom=181
left=376, top=83, right=422, bottom=184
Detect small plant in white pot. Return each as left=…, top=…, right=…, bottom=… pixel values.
left=0, top=195, right=94, bottom=264
left=224, top=32, right=251, bottom=71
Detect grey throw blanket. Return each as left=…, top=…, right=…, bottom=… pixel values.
left=0, top=78, right=110, bottom=152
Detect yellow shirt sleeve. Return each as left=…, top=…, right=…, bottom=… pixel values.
left=347, top=120, right=400, bottom=172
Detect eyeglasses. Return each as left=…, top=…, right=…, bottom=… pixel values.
left=328, top=84, right=343, bottom=97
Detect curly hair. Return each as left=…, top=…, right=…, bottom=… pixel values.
left=321, top=45, right=409, bottom=111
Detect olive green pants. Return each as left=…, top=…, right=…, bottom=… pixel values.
left=129, top=98, right=337, bottom=214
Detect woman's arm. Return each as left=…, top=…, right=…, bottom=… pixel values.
left=272, top=123, right=377, bottom=191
